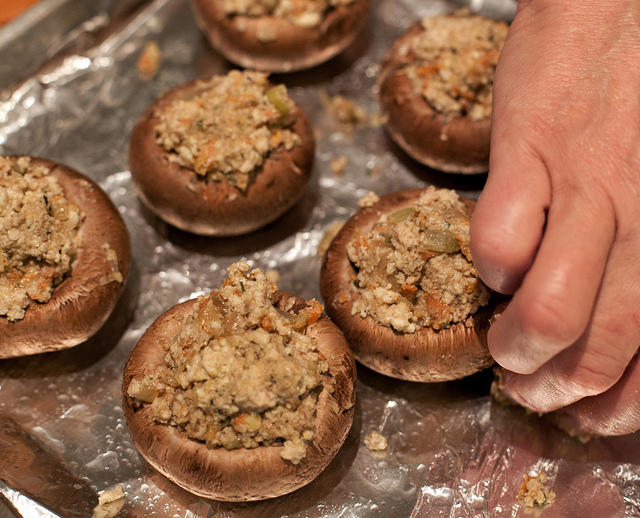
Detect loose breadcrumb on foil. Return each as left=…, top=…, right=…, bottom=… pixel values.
left=330, top=155, right=348, bottom=176
left=92, top=486, right=125, bottom=518
left=364, top=430, right=387, bottom=451
left=364, top=430, right=388, bottom=459
left=517, top=473, right=556, bottom=510
left=137, top=41, right=162, bottom=80
left=319, top=89, right=368, bottom=130
left=357, top=191, right=380, bottom=207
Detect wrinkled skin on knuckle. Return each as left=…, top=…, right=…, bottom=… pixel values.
left=519, top=290, right=584, bottom=352
left=502, top=366, right=576, bottom=413
left=557, top=359, right=621, bottom=400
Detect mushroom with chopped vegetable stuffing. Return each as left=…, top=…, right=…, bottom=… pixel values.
left=0, top=155, right=131, bottom=358
left=378, top=10, right=508, bottom=174
left=190, top=0, right=371, bottom=73
left=128, top=70, right=315, bottom=236
left=122, top=262, right=356, bottom=501
left=320, top=187, right=502, bottom=382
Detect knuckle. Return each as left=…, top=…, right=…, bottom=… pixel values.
left=558, top=363, right=619, bottom=398
left=519, top=292, right=585, bottom=349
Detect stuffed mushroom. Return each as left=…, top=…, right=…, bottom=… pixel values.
left=0, top=155, right=131, bottom=358
left=123, top=262, right=356, bottom=501
left=128, top=70, right=315, bottom=236
left=190, top=0, right=371, bottom=73
left=320, top=187, right=500, bottom=382
left=379, top=10, right=508, bottom=173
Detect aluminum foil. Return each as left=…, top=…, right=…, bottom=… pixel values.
left=1, top=0, right=639, bottom=516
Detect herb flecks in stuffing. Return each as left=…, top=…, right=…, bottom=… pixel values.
left=403, top=10, right=508, bottom=120
left=0, top=156, right=83, bottom=321
left=346, top=186, right=489, bottom=333
left=155, top=70, right=301, bottom=191
left=128, top=261, right=328, bottom=464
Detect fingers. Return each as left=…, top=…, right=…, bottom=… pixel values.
left=496, top=233, right=640, bottom=416
left=553, top=353, right=640, bottom=437
left=486, top=189, right=615, bottom=375
left=470, top=140, right=549, bottom=295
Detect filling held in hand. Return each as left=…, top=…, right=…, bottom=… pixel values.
left=0, top=156, right=83, bottom=321
left=155, top=70, right=300, bottom=192
left=402, top=9, right=508, bottom=122
left=346, top=186, right=490, bottom=333
left=127, top=262, right=327, bottom=464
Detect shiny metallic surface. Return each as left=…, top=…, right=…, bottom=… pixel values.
left=1, top=0, right=640, bottom=516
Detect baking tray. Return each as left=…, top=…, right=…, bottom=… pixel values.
left=1, top=0, right=639, bottom=516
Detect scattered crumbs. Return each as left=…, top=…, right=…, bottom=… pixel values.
left=137, top=41, right=162, bottom=80
left=317, top=221, right=345, bottom=257
left=369, top=111, right=389, bottom=128
left=489, top=300, right=509, bottom=324
left=364, top=430, right=388, bottom=451
left=319, top=89, right=367, bottom=130
left=489, top=366, right=516, bottom=407
left=92, top=486, right=125, bottom=518
left=357, top=191, right=380, bottom=208
left=330, top=155, right=348, bottom=176
left=517, top=472, right=556, bottom=510
left=554, top=419, right=594, bottom=445
left=562, top=427, right=593, bottom=444
left=100, top=243, right=123, bottom=285
left=265, top=269, right=281, bottom=284
left=257, top=25, right=277, bottom=42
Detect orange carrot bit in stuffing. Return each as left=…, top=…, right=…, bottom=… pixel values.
left=400, top=284, right=418, bottom=299
left=296, top=299, right=323, bottom=328
left=305, top=299, right=324, bottom=324
left=418, top=65, right=441, bottom=76
left=338, top=291, right=350, bottom=304
left=261, top=315, right=273, bottom=332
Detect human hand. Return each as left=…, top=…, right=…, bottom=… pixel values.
left=470, top=0, right=640, bottom=436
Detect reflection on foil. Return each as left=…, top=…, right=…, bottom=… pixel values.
left=0, top=480, right=60, bottom=518
left=0, top=0, right=639, bottom=516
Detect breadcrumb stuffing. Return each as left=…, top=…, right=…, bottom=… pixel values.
left=155, top=70, right=300, bottom=191
left=0, top=156, right=83, bottom=321
left=517, top=472, right=556, bottom=509
left=357, top=191, right=380, bottom=207
left=402, top=10, right=508, bottom=120
left=128, top=262, right=328, bottom=464
left=137, top=41, right=162, bottom=80
left=224, top=0, right=355, bottom=28
left=346, top=186, right=489, bottom=332
left=364, top=430, right=387, bottom=451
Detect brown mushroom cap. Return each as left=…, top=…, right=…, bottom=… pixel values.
left=320, top=188, right=496, bottom=382
left=379, top=22, right=491, bottom=174
left=0, top=157, right=131, bottom=359
left=128, top=79, right=315, bottom=236
left=122, top=291, right=357, bottom=501
left=190, top=0, right=371, bottom=73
